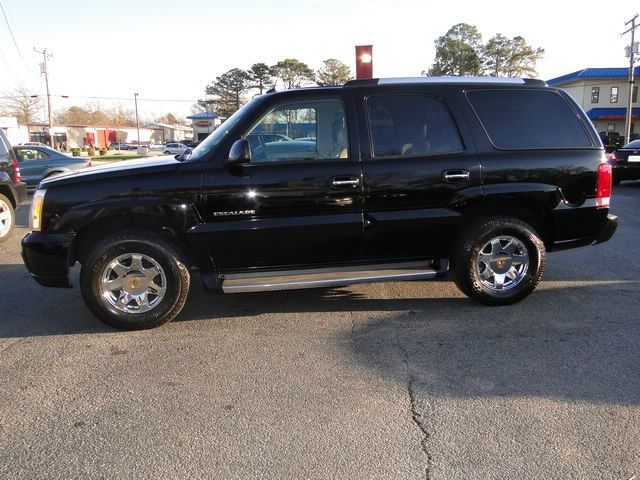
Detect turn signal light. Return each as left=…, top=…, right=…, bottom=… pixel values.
left=596, top=163, right=612, bottom=208
left=30, top=190, right=46, bottom=231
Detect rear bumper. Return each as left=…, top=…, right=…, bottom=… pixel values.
left=549, top=213, right=617, bottom=251
left=593, top=214, right=618, bottom=244
left=612, top=163, right=640, bottom=181
left=21, top=231, right=75, bottom=287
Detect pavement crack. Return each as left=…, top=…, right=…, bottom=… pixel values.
left=396, top=323, right=432, bottom=480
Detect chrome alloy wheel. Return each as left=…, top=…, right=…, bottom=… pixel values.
left=0, top=197, right=12, bottom=237
left=475, top=235, right=529, bottom=291
left=100, top=253, right=167, bottom=314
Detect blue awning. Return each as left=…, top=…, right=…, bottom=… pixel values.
left=585, top=107, right=640, bottom=120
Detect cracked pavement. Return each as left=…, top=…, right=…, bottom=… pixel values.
left=1, top=185, right=639, bottom=479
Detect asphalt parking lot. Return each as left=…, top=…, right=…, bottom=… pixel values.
left=1, top=185, right=639, bottom=479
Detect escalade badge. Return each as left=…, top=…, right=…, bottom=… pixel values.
left=213, top=210, right=256, bottom=216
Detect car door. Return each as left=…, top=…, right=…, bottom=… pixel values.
left=357, top=89, right=482, bottom=259
left=201, top=92, right=364, bottom=269
left=15, top=148, right=51, bottom=187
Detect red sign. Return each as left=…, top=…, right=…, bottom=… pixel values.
left=194, top=121, right=211, bottom=127
left=355, top=45, right=373, bottom=80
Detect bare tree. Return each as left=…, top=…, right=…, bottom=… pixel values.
left=0, top=86, right=43, bottom=123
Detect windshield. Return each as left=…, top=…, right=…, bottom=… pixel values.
left=187, top=99, right=259, bottom=161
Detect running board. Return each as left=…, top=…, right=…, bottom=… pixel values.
left=221, top=260, right=448, bottom=293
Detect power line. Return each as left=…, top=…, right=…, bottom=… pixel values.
left=0, top=0, right=33, bottom=75
left=622, top=13, right=639, bottom=143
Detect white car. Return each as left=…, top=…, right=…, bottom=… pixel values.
left=163, top=143, right=191, bottom=155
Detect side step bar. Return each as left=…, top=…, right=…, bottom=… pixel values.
left=221, top=260, right=448, bottom=294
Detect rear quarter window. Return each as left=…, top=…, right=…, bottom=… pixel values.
left=466, top=89, right=593, bottom=150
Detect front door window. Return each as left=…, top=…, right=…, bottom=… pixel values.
left=245, top=99, right=348, bottom=163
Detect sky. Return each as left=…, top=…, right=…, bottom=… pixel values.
left=0, top=0, right=638, bottom=122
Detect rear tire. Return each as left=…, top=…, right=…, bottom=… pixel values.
left=450, top=217, right=545, bottom=306
left=0, top=193, right=15, bottom=243
left=80, top=230, right=190, bottom=330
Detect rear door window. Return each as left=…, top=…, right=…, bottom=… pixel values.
left=366, top=95, right=463, bottom=157
left=466, top=89, right=593, bottom=149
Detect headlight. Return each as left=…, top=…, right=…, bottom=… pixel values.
left=30, top=189, right=46, bottom=231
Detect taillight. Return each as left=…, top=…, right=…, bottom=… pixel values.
left=85, top=159, right=92, bottom=167
left=12, top=157, right=21, bottom=183
left=596, top=163, right=612, bottom=208
left=609, top=152, right=617, bottom=161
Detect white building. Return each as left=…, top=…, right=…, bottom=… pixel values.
left=187, top=112, right=226, bottom=142
left=548, top=67, right=640, bottom=136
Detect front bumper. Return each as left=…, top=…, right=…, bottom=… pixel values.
left=21, top=231, right=75, bottom=287
left=14, top=181, right=27, bottom=205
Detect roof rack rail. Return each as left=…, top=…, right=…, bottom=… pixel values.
left=344, top=76, right=548, bottom=87
left=344, top=79, right=379, bottom=88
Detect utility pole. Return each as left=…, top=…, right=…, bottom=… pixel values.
left=34, top=47, right=53, bottom=143
left=623, top=14, right=639, bottom=144
left=134, top=92, right=141, bottom=152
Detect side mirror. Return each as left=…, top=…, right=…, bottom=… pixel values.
left=225, top=139, right=251, bottom=168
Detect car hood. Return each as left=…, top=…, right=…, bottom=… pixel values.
left=40, top=156, right=180, bottom=188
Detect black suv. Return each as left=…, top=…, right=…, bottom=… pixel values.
left=21, top=77, right=617, bottom=329
left=0, top=128, right=27, bottom=242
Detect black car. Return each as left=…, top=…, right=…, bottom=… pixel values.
left=609, top=139, right=640, bottom=184
left=599, top=131, right=625, bottom=152
left=0, top=129, right=27, bottom=242
left=22, top=77, right=617, bottom=330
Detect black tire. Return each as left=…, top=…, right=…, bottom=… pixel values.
left=80, top=230, right=190, bottom=330
left=164, top=151, right=171, bottom=155
left=0, top=193, right=15, bottom=243
left=450, top=217, right=546, bottom=306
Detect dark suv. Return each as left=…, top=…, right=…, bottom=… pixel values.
left=0, top=128, right=27, bottom=242
left=21, top=77, right=617, bottom=329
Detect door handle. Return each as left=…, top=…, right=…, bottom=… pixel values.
left=331, top=177, right=360, bottom=188
left=443, top=170, right=470, bottom=183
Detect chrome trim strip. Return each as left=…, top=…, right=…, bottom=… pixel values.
left=222, top=261, right=447, bottom=293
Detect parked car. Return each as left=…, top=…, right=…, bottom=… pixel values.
left=163, top=143, right=191, bottom=155
left=245, top=133, right=292, bottom=151
left=0, top=129, right=27, bottom=242
left=179, top=141, right=200, bottom=149
left=14, top=146, right=92, bottom=188
left=109, top=143, right=135, bottom=151
left=22, top=77, right=617, bottom=330
left=609, top=139, right=640, bottom=184
left=599, top=131, right=625, bottom=152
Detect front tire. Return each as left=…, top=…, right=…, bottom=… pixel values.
left=80, top=231, right=190, bottom=330
left=450, top=217, right=546, bottom=306
left=0, top=193, right=15, bottom=243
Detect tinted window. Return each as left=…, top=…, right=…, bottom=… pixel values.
left=245, top=98, right=348, bottom=163
left=0, top=131, right=9, bottom=156
left=467, top=90, right=593, bottom=149
left=367, top=95, right=463, bottom=157
left=16, top=149, right=49, bottom=161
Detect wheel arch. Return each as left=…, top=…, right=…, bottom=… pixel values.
left=455, top=184, right=560, bottom=247
left=71, top=201, right=203, bottom=269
